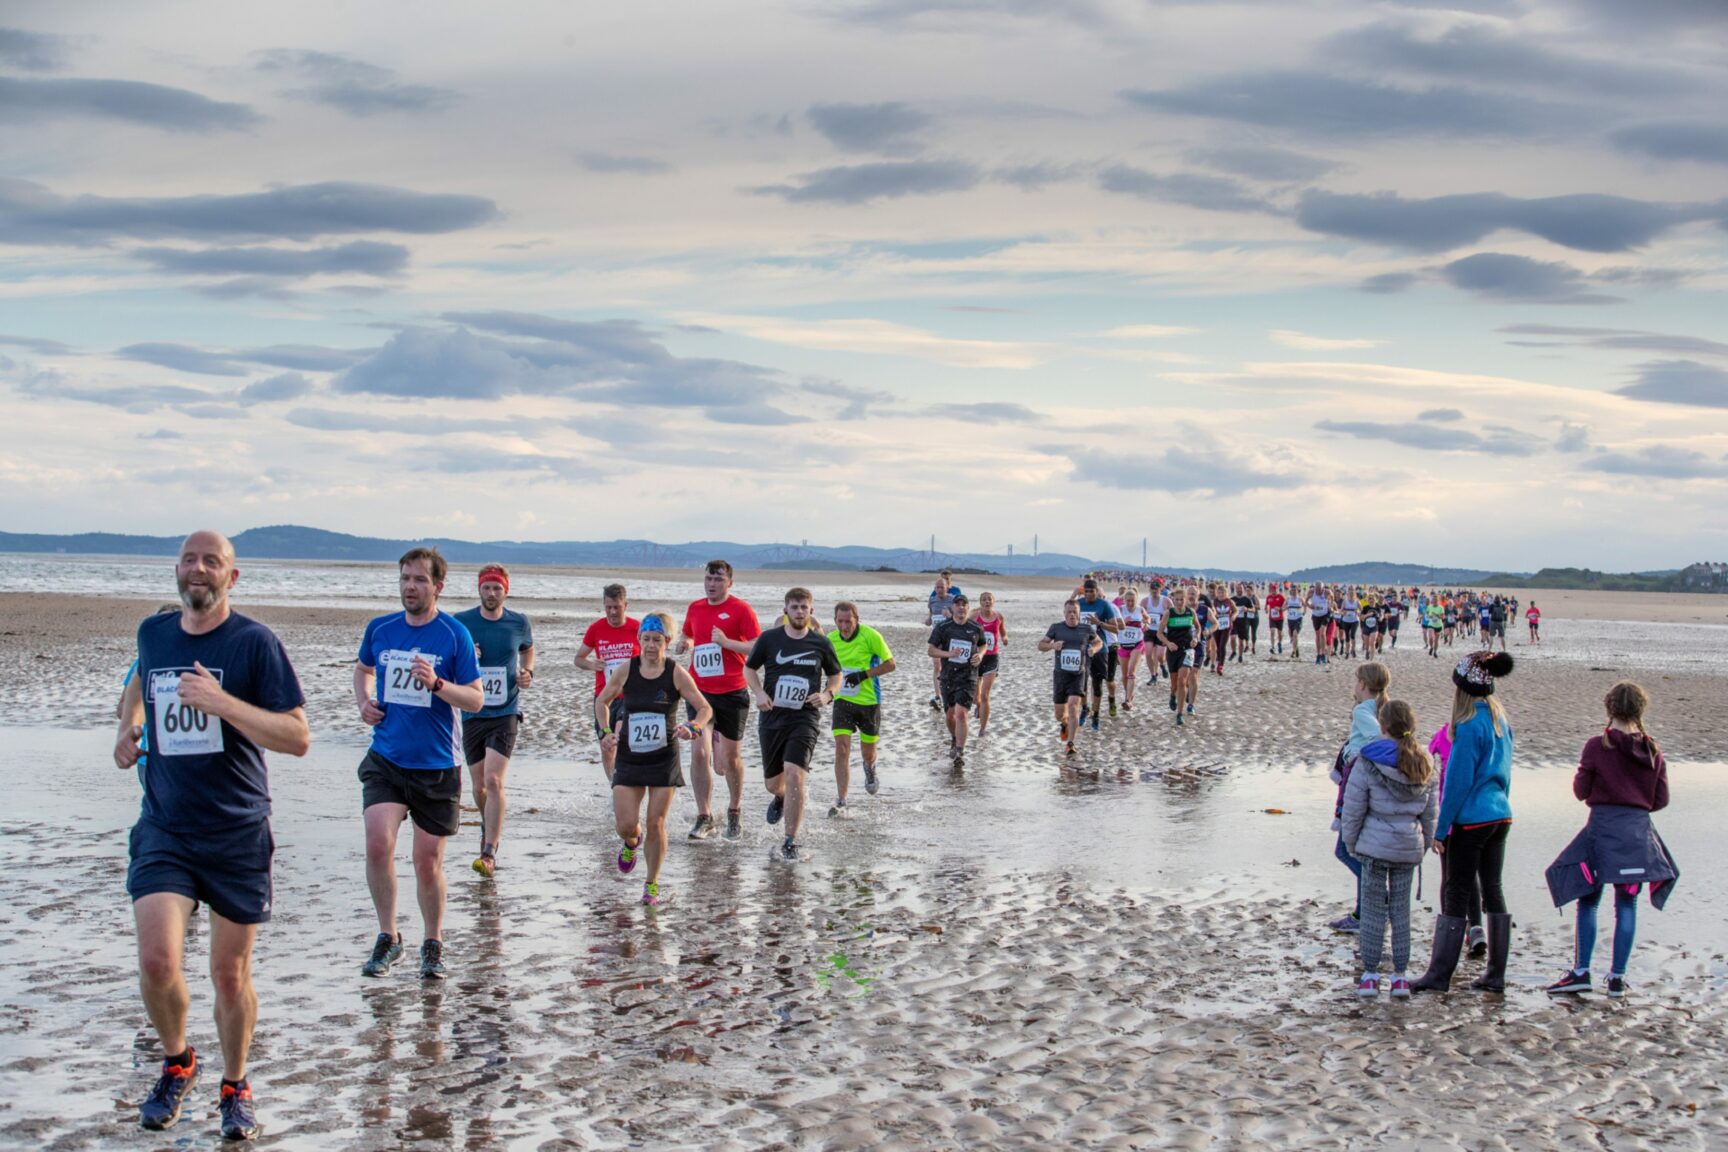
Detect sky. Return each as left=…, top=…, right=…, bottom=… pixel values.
left=2, top=0, right=1726, bottom=572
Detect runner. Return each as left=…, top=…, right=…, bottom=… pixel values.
left=1210, top=584, right=1233, bottom=675
left=454, top=564, right=535, bottom=879
left=1361, top=595, right=1382, bottom=658
left=1385, top=590, right=1402, bottom=649
left=1116, top=587, right=1147, bottom=711
left=1143, top=580, right=1169, bottom=685
left=925, top=570, right=961, bottom=711
left=575, top=583, right=639, bottom=785
left=1443, top=597, right=1459, bottom=648
left=1284, top=587, right=1304, bottom=660
left=355, top=547, right=484, bottom=982
left=1526, top=600, right=1541, bottom=644
left=595, top=612, right=711, bottom=905
left=1265, top=583, right=1287, bottom=656
left=927, top=592, right=988, bottom=766
left=1075, top=578, right=1121, bottom=726
left=1338, top=594, right=1360, bottom=660
left=1156, top=586, right=1201, bottom=727
left=973, top=591, right=1005, bottom=734
left=676, top=560, right=762, bottom=841
left=743, top=588, right=843, bottom=863
left=1039, top=599, right=1101, bottom=756
left=1489, top=596, right=1509, bottom=653
left=1237, top=583, right=1259, bottom=659
left=829, top=601, right=896, bottom=812
left=1476, top=598, right=1494, bottom=651
left=114, top=531, right=309, bottom=1139
left=1425, top=597, right=1445, bottom=658
left=1307, top=584, right=1332, bottom=665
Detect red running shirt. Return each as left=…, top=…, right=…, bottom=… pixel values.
left=680, top=596, right=762, bottom=693
left=580, top=618, right=640, bottom=696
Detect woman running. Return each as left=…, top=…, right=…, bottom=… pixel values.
left=1210, top=584, right=1233, bottom=675
left=1116, top=586, right=1148, bottom=710
left=1284, top=588, right=1304, bottom=660
left=1157, top=586, right=1199, bottom=727
left=1307, top=584, right=1332, bottom=665
left=974, top=591, right=1005, bottom=736
left=595, top=612, right=712, bottom=905
left=1338, top=593, right=1361, bottom=660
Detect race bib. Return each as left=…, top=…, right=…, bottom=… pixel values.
left=1058, top=648, right=1082, bottom=673
left=772, top=675, right=811, bottom=709
left=693, top=643, right=724, bottom=679
left=947, top=639, right=973, bottom=664
left=150, top=670, right=223, bottom=757
left=604, top=658, right=628, bottom=682
left=1182, top=648, right=1196, bottom=668
left=480, top=666, right=507, bottom=707
left=1120, top=626, right=1143, bottom=646
left=984, top=631, right=998, bottom=653
left=627, top=712, right=668, bottom=753
left=381, top=650, right=432, bottom=707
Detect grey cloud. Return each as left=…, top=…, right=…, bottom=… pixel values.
left=808, top=102, right=933, bottom=155
left=992, top=162, right=1085, bottom=190
left=834, top=0, right=1112, bottom=29
left=575, top=152, right=676, bottom=175
left=1096, top=165, right=1271, bottom=213
left=255, top=49, right=457, bottom=117
left=21, top=375, right=217, bottom=412
left=1564, top=0, right=1728, bottom=31
left=1056, top=443, right=1295, bottom=496
left=1380, top=0, right=1524, bottom=12
left=1316, top=419, right=1540, bottom=456
left=118, top=342, right=249, bottom=377
left=1439, top=252, right=1619, bottom=304
left=0, top=27, right=75, bottom=70
left=131, top=240, right=409, bottom=277
left=705, top=405, right=810, bottom=426
left=188, top=277, right=298, bottom=300
left=927, top=402, right=1039, bottom=424
left=1614, top=360, right=1728, bottom=409
left=1498, top=324, right=1728, bottom=359
left=1295, top=188, right=1714, bottom=254
left=803, top=378, right=876, bottom=419
left=1359, top=271, right=1418, bottom=294
left=1611, top=121, right=1728, bottom=167
left=138, top=428, right=184, bottom=440
left=286, top=407, right=528, bottom=436
left=238, top=372, right=313, bottom=404
left=1556, top=422, right=1590, bottom=452
left=0, top=76, right=259, bottom=133
left=1418, top=408, right=1463, bottom=422
left=0, top=179, right=497, bottom=246
left=753, top=160, right=980, bottom=204
left=0, top=332, right=73, bottom=354
left=1581, top=446, right=1728, bottom=479
left=1123, top=72, right=1577, bottom=139
left=178, top=404, right=247, bottom=419
left=1185, top=145, right=1338, bottom=183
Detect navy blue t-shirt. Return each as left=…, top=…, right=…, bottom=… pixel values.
left=1077, top=597, right=1118, bottom=647
left=136, top=610, right=304, bottom=833
left=358, top=610, right=482, bottom=770
left=452, top=606, right=534, bottom=719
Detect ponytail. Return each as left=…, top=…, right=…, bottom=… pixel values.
left=1379, top=699, right=1433, bottom=787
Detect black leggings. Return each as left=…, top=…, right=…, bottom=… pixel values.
left=1442, top=822, right=1509, bottom=917
left=1438, top=841, right=1483, bottom=925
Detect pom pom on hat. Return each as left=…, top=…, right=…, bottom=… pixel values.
left=1453, top=650, right=1514, bottom=696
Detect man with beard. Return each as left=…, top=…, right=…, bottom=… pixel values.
left=114, top=531, right=309, bottom=1139
left=454, top=564, right=535, bottom=879
left=575, top=583, right=639, bottom=784
left=744, top=588, right=843, bottom=862
left=675, top=560, right=762, bottom=841
left=354, top=547, right=483, bottom=981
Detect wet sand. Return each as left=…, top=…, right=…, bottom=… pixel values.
left=3, top=581, right=1727, bottom=1149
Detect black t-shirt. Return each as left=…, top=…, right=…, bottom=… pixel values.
left=929, top=619, right=987, bottom=678
left=1044, top=621, right=1094, bottom=676
left=745, top=627, right=840, bottom=727
left=1233, top=595, right=1255, bottom=620
left=136, top=610, right=304, bottom=833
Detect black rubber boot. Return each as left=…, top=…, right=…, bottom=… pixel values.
left=1409, top=914, right=1467, bottom=993
left=1470, top=912, right=1512, bottom=992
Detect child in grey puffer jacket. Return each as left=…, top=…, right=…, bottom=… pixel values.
left=1341, top=699, right=1438, bottom=999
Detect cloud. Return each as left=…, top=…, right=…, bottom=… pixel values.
left=705, top=404, right=810, bottom=426
left=1498, top=324, right=1728, bottom=360
left=0, top=332, right=73, bottom=354
left=421, top=446, right=602, bottom=481
left=1122, top=72, right=1577, bottom=139
left=118, top=342, right=250, bottom=377
left=0, top=76, right=259, bottom=133
left=0, top=27, right=76, bottom=70
left=926, top=402, right=1039, bottom=423
left=833, top=0, right=1113, bottom=29
left=1103, top=324, right=1198, bottom=339
left=1379, top=0, right=1525, bottom=13
left=992, top=162, right=1085, bottom=190
left=1055, top=441, right=1298, bottom=496
left=1185, top=145, right=1338, bottom=183
left=1316, top=418, right=1541, bottom=455
left=1270, top=329, right=1382, bottom=350
left=1295, top=188, right=1713, bottom=254
left=753, top=160, right=980, bottom=204
left=238, top=372, right=313, bottom=404
left=574, top=152, right=676, bottom=175
left=1556, top=422, right=1590, bottom=452
left=285, top=407, right=532, bottom=436
left=687, top=313, right=1048, bottom=368
left=808, top=102, right=934, bottom=155
left=1359, top=271, right=1418, bottom=294
left=0, top=179, right=498, bottom=246
left=802, top=378, right=877, bottom=419
left=130, top=240, right=409, bottom=277
left=138, top=428, right=184, bottom=440
left=18, top=373, right=218, bottom=412
left=1418, top=408, right=1463, bottom=422
left=1097, top=165, right=1271, bottom=213
left=1610, top=121, right=1728, bottom=167
left=1614, top=360, right=1728, bottom=408
left=254, top=49, right=457, bottom=117
left=1439, top=252, right=1619, bottom=303
left=1581, top=446, right=1728, bottom=479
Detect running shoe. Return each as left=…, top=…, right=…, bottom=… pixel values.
left=1168, top=693, right=1177, bottom=712
left=1355, top=973, right=1380, bottom=998
left=1546, top=969, right=1592, bottom=995
left=1607, top=976, right=1629, bottom=999
left=1185, top=704, right=1194, bottom=715
left=1079, top=705, right=1090, bottom=727
left=1108, top=701, right=1117, bottom=718
left=1389, top=976, right=1411, bottom=999
left=828, top=798, right=848, bottom=818
left=766, top=794, right=784, bottom=825
left=472, top=850, right=495, bottom=879
left=1122, top=700, right=1132, bottom=712
left=617, top=839, right=638, bottom=874
left=361, top=933, right=402, bottom=977
left=952, top=748, right=965, bottom=769
left=1327, top=914, right=1360, bottom=934
left=219, top=1079, right=260, bottom=1141
left=863, top=763, right=880, bottom=795
left=779, top=837, right=801, bottom=863
left=642, top=882, right=662, bottom=907
left=687, top=813, right=717, bottom=840
left=1174, top=713, right=1183, bottom=728
left=928, top=695, right=942, bottom=711
left=1467, top=924, right=1487, bottom=957
left=419, top=938, right=446, bottom=980
left=1064, top=740, right=1077, bottom=756
left=139, top=1050, right=198, bottom=1130
left=724, top=809, right=742, bottom=840
left=1059, top=720, right=1070, bottom=741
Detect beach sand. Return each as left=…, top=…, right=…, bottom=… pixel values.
left=2, top=579, right=1726, bottom=1149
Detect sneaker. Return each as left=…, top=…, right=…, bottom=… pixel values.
left=419, top=939, right=446, bottom=980
left=617, top=839, right=638, bottom=874
left=779, top=837, right=801, bottom=863
left=1607, top=975, right=1629, bottom=999
left=642, top=882, right=662, bottom=907
left=1090, top=714, right=1100, bottom=731
left=1059, top=720, right=1070, bottom=741
left=928, top=695, right=942, bottom=711
left=219, top=1079, right=260, bottom=1141
left=952, top=748, right=965, bottom=769
left=139, top=1050, right=198, bottom=1130
left=1328, top=914, right=1360, bottom=934
left=863, top=763, right=879, bottom=795
left=1108, top=701, right=1117, bottom=718
left=1065, top=741, right=1076, bottom=757
left=1174, top=713, right=1183, bottom=727
left=828, top=798, right=848, bottom=818
left=1079, top=705, right=1090, bottom=727
left=724, top=809, right=742, bottom=840
left=1546, top=969, right=1593, bottom=995
left=1467, top=924, right=1487, bottom=957
left=361, top=933, right=402, bottom=977
left=1389, top=976, right=1411, bottom=999
left=472, top=851, right=495, bottom=879
left=1356, top=973, right=1380, bottom=998
left=1185, top=704, right=1194, bottom=715
left=1168, top=693, right=1177, bottom=712
left=687, top=813, right=717, bottom=840
left=766, top=794, right=784, bottom=825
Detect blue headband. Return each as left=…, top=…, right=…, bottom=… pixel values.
left=639, top=615, right=667, bottom=636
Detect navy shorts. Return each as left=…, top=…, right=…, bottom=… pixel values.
left=128, top=817, right=274, bottom=925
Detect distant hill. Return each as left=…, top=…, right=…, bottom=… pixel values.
left=1483, top=567, right=1705, bottom=593
left=1288, top=562, right=1506, bottom=586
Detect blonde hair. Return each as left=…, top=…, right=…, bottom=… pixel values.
left=1356, top=661, right=1390, bottom=702
left=1379, top=699, right=1433, bottom=786
left=1450, top=687, right=1507, bottom=740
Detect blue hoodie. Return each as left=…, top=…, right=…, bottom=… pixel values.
left=1436, top=699, right=1514, bottom=836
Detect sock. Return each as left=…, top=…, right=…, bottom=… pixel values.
left=1574, top=967, right=1590, bottom=976
left=165, top=1048, right=194, bottom=1069
left=222, top=1078, right=247, bottom=1092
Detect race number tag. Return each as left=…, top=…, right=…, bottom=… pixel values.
left=381, top=650, right=432, bottom=707
left=628, top=712, right=668, bottom=753
left=1120, top=626, right=1143, bottom=646
left=947, top=639, right=973, bottom=664
left=604, top=658, right=628, bottom=682
left=772, top=675, right=811, bottom=709
left=1183, top=647, right=1197, bottom=668
left=984, top=631, right=998, bottom=654
left=1059, top=649, right=1082, bottom=673
left=150, top=670, right=223, bottom=756
left=693, top=643, right=724, bottom=679
left=480, top=666, right=507, bottom=707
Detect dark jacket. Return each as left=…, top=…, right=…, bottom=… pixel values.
left=1545, top=804, right=1678, bottom=910
left=1574, top=728, right=1668, bottom=811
